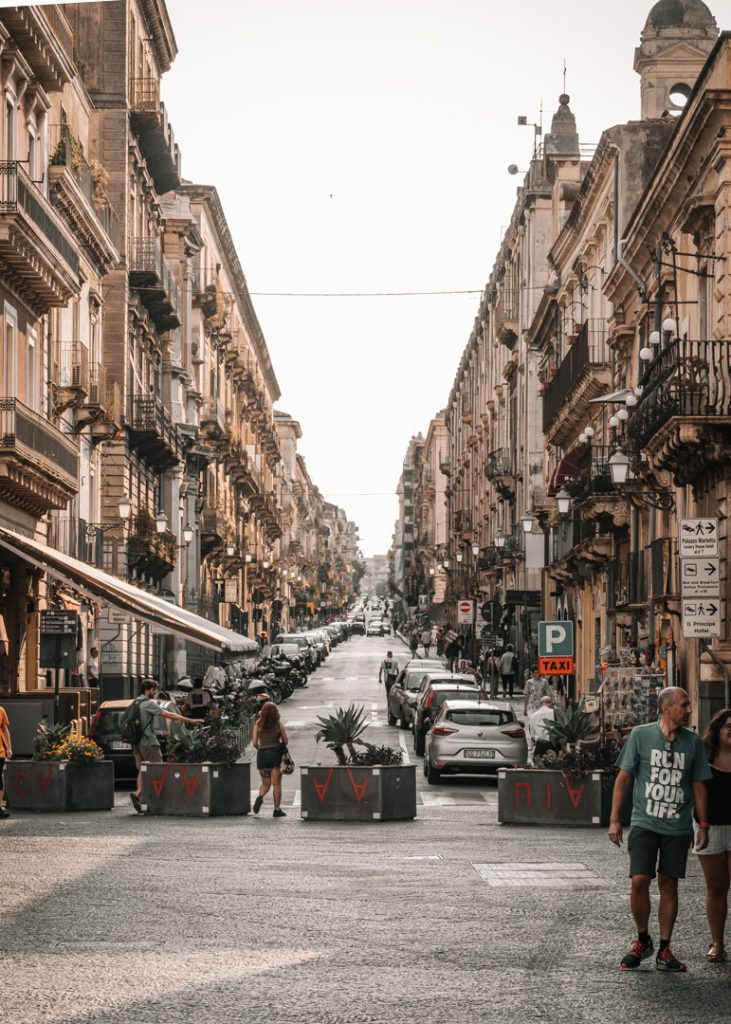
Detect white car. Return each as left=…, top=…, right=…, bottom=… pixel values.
left=366, top=620, right=383, bottom=636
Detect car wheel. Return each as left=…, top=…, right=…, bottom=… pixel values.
left=427, top=760, right=442, bottom=785
left=387, top=707, right=397, bottom=726
left=414, top=729, right=425, bottom=756
left=423, top=756, right=428, bottom=777
left=399, top=709, right=409, bottom=730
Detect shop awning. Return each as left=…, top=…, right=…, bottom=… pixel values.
left=547, top=443, right=589, bottom=496
left=0, top=525, right=258, bottom=657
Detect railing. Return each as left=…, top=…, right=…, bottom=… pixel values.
left=552, top=515, right=603, bottom=563
left=128, top=237, right=181, bottom=315
left=88, top=363, right=107, bottom=406
left=0, top=398, right=79, bottom=482
left=130, top=395, right=180, bottom=449
left=129, top=77, right=160, bottom=113
left=485, top=448, right=514, bottom=480
left=200, top=505, right=227, bottom=536
left=453, top=511, right=472, bottom=533
left=542, top=321, right=610, bottom=431
left=628, top=339, right=731, bottom=451
left=0, top=161, right=80, bottom=274
left=612, top=551, right=649, bottom=608
left=565, top=444, right=616, bottom=499
left=200, top=397, right=226, bottom=429
left=48, top=124, right=120, bottom=249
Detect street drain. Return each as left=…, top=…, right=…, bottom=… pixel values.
left=473, top=862, right=611, bottom=888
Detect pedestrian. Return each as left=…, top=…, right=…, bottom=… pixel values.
left=379, top=651, right=400, bottom=697
left=436, top=626, right=445, bottom=657
left=420, top=625, right=432, bottom=658
left=608, top=686, right=712, bottom=972
left=696, top=707, right=731, bottom=962
left=0, top=702, right=12, bottom=819
left=445, top=634, right=462, bottom=672
left=158, top=690, right=189, bottom=751
left=130, top=678, right=199, bottom=814
left=252, top=701, right=289, bottom=817
left=409, top=629, right=419, bottom=659
left=183, top=676, right=214, bottom=721
left=523, top=666, right=551, bottom=719
left=528, top=694, right=555, bottom=765
left=86, top=646, right=99, bottom=687
left=486, top=651, right=500, bottom=700
left=499, top=644, right=516, bottom=699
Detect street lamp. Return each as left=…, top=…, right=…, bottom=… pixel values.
left=494, top=530, right=507, bottom=549
left=443, top=557, right=450, bottom=569
left=608, top=449, right=630, bottom=486
left=182, top=523, right=194, bottom=546
left=118, top=494, right=132, bottom=521
left=155, top=510, right=168, bottom=534
left=225, top=541, right=236, bottom=557
left=471, top=541, right=480, bottom=557
left=555, top=489, right=571, bottom=516
left=456, top=550, right=463, bottom=563
left=521, top=510, right=533, bottom=534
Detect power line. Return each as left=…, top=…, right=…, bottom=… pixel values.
left=250, top=289, right=483, bottom=298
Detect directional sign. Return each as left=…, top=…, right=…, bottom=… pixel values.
left=682, top=599, right=721, bottom=638
left=538, top=621, right=574, bottom=658
left=679, top=518, right=719, bottom=557
left=680, top=557, right=720, bottom=598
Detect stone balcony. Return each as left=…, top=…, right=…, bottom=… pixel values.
left=0, top=398, right=79, bottom=516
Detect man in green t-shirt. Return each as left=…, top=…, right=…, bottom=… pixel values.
left=608, top=687, right=711, bottom=973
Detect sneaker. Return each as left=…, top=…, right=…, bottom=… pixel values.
left=655, top=947, right=686, bottom=972
left=273, top=808, right=286, bottom=817
left=253, top=795, right=263, bottom=815
left=621, top=937, right=654, bottom=969
left=0, top=808, right=10, bottom=819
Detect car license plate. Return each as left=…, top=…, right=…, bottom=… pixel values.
left=112, top=740, right=132, bottom=750
left=463, top=749, right=495, bottom=758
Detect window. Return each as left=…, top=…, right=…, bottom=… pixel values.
left=4, top=96, right=16, bottom=161
left=2, top=305, right=17, bottom=398
left=26, top=328, right=38, bottom=410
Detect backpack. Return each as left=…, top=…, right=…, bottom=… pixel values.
left=120, top=697, right=145, bottom=744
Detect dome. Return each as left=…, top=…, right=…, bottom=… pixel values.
left=645, top=0, right=716, bottom=31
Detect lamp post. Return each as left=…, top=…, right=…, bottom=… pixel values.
left=85, top=494, right=132, bottom=567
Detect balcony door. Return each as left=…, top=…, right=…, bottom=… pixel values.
left=2, top=305, right=17, bottom=399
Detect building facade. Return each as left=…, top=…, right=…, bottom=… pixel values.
left=0, top=2, right=361, bottom=710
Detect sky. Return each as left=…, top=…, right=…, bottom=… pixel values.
left=74, top=1, right=731, bottom=554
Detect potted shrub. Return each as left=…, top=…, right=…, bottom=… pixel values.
left=5, top=724, right=114, bottom=812
left=300, top=703, right=416, bottom=821
left=497, top=705, right=631, bottom=827
left=139, top=682, right=255, bottom=816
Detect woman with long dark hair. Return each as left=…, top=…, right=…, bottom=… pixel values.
left=252, top=701, right=288, bottom=818
left=698, top=707, right=731, bottom=962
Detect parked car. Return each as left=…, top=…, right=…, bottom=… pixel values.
left=423, top=700, right=527, bottom=783
left=274, top=633, right=319, bottom=670
left=387, top=659, right=444, bottom=729
left=88, top=698, right=169, bottom=782
left=412, top=679, right=480, bottom=755
left=366, top=620, right=383, bottom=636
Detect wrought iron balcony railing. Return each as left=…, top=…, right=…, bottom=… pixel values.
left=485, top=448, right=514, bottom=480
left=542, top=321, right=610, bottom=432
left=628, top=338, right=731, bottom=452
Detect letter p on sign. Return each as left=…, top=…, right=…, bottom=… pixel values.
left=538, top=621, right=574, bottom=658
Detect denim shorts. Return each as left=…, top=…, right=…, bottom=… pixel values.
left=628, top=826, right=693, bottom=879
left=695, top=823, right=731, bottom=856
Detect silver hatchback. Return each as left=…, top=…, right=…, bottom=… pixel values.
left=424, top=700, right=527, bottom=784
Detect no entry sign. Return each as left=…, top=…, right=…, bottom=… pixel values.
left=457, top=600, right=474, bottom=624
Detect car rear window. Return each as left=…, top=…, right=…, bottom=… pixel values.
left=433, top=690, right=480, bottom=709
left=95, top=709, right=125, bottom=735
left=446, top=709, right=515, bottom=726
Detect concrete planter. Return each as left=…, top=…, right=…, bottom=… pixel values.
left=140, top=761, right=250, bottom=816
left=5, top=760, right=114, bottom=812
left=301, top=764, right=417, bottom=821
left=497, top=768, right=631, bottom=827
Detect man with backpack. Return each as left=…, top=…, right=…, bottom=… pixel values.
left=499, top=644, right=516, bottom=699
left=379, top=651, right=400, bottom=697
left=125, top=677, right=199, bottom=813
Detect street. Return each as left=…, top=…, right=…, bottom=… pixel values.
left=1, top=636, right=728, bottom=1024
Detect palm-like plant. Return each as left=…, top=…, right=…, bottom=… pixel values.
left=315, top=703, right=369, bottom=764
left=544, top=703, right=597, bottom=752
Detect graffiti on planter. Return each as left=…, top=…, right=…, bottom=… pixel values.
left=8, top=764, right=54, bottom=797
left=514, top=777, right=585, bottom=811
left=311, top=768, right=369, bottom=803
left=149, top=765, right=200, bottom=798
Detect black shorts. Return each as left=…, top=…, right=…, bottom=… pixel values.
left=628, top=826, right=693, bottom=879
left=257, top=746, right=282, bottom=772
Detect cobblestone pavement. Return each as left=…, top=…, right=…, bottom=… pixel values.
left=1, top=636, right=728, bottom=1024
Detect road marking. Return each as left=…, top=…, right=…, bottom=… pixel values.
left=291, top=791, right=301, bottom=806
left=398, top=731, right=411, bottom=765
left=420, top=793, right=456, bottom=806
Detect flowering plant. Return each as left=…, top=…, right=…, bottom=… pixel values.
left=47, top=736, right=105, bottom=764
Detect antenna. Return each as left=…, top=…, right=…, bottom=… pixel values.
left=563, top=59, right=567, bottom=94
